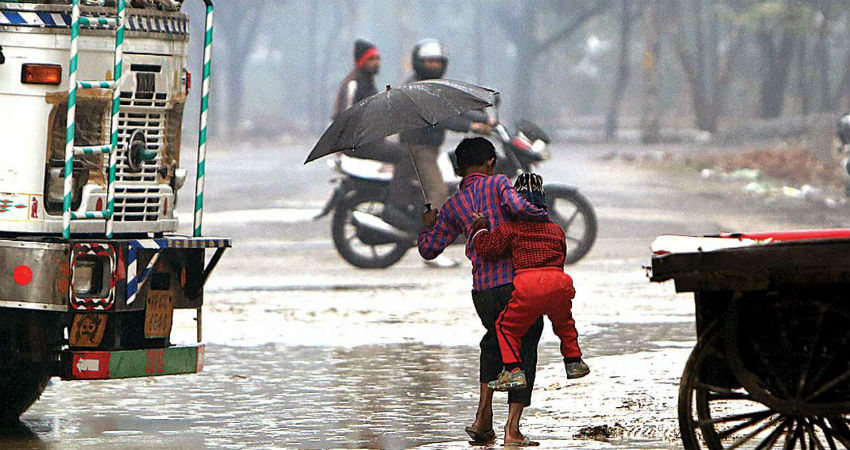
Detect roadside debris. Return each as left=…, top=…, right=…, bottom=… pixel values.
left=574, top=423, right=625, bottom=441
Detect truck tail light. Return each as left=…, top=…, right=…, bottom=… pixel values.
left=70, top=244, right=117, bottom=311
left=74, top=256, right=109, bottom=298
left=21, top=64, right=62, bottom=85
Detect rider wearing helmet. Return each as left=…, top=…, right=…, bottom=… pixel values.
left=386, top=39, right=493, bottom=225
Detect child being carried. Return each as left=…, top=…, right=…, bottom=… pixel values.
left=471, top=172, right=590, bottom=391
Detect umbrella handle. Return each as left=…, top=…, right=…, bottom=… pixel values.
left=423, top=203, right=432, bottom=212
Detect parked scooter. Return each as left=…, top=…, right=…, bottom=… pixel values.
left=315, top=120, right=598, bottom=269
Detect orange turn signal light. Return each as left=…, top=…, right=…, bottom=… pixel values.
left=21, top=64, right=62, bottom=85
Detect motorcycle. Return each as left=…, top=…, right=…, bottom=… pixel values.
left=315, top=120, right=598, bottom=269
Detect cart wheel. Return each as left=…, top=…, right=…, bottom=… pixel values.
left=679, top=321, right=850, bottom=449
left=726, top=294, right=850, bottom=418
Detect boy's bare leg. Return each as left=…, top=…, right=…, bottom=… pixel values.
left=504, top=402, right=530, bottom=444
left=472, top=382, right=494, bottom=431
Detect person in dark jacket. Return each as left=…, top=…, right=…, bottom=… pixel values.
left=332, top=39, right=400, bottom=163
left=385, top=39, right=494, bottom=226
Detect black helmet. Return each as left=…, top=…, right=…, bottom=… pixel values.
left=412, top=39, right=448, bottom=80
left=839, top=113, right=850, bottom=146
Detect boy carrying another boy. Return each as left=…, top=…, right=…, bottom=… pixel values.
left=471, top=173, right=590, bottom=391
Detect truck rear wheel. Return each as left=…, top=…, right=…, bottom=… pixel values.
left=0, top=309, right=61, bottom=423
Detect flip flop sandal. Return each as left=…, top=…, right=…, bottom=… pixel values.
left=504, top=436, right=540, bottom=447
left=465, top=426, right=496, bottom=444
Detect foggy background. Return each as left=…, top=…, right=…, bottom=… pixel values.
left=180, top=0, right=850, bottom=150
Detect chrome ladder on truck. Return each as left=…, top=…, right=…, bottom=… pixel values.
left=62, top=0, right=216, bottom=240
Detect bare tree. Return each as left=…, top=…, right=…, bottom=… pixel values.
left=317, top=1, right=347, bottom=125
left=307, top=1, right=320, bottom=131
left=667, top=0, right=743, bottom=133
left=215, top=1, right=268, bottom=135
left=604, top=1, right=636, bottom=140
left=495, top=0, right=613, bottom=120
left=797, top=34, right=812, bottom=114
left=641, top=0, right=662, bottom=143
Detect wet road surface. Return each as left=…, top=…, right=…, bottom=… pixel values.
left=6, top=139, right=849, bottom=449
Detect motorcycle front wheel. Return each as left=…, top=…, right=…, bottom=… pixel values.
left=331, top=190, right=410, bottom=269
left=545, top=185, right=598, bottom=265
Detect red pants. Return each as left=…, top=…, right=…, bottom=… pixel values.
left=496, top=267, right=581, bottom=365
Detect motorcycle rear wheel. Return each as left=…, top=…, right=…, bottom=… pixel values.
left=332, top=191, right=410, bottom=269
left=545, top=185, right=597, bottom=265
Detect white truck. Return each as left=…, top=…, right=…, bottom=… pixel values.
left=0, top=0, right=228, bottom=421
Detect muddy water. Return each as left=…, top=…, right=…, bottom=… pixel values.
left=6, top=321, right=691, bottom=450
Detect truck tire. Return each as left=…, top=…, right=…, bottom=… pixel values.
left=0, top=309, right=61, bottom=423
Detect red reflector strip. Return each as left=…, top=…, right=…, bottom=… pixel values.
left=21, top=63, right=62, bottom=85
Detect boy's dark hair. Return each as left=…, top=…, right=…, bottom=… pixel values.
left=454, top=137, right=496, bottom=172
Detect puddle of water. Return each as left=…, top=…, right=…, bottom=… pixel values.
left=10, top=322, right=691, bottom=449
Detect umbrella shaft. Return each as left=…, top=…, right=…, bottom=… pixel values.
left=405, top=142, right=430, bottom=209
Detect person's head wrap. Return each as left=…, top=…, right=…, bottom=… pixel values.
left=354, top=39, right=380, bottom=70
left=514, top=173, right=546, bottom=208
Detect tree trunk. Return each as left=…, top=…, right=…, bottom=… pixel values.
left=815, top=15, right=831, bottom=111
left=797, top=37, right=811, bottom=115
left=510, top=3, right=538, bottom=121
left=842, top=11, right=850, bottom=111
left=307, top=1, right=320, bottom=132
left=758, top=31, right=795, bottom=119
left=216, top=3, right=265, bottom=135
left=641, top=0, right=662, bottom=143
left=604, top=0, right=633, bottom=140
left=318, top=1, right=345, bottom=125
left=474, top=0, right=485, bottom=85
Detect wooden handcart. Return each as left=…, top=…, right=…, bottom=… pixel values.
left=650, top=230, right=850, bottom=450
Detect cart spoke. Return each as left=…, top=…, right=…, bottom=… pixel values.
left=696, top=381, right=743, bottom=396
left=808, top=332, right=850, bottom=394
left=783, top=419, right=799, bottom=450
left=803, top=368, right=850, bottom=403
left=708, top=390, right=754, bottom=401
left=754, top=418, right=792, bottom=450
left=804, top=418, right=827, bottom=450
left=700, top=409, right=774, bottom=427
left=727, top=416, right=785, bottom=450
left=813, top=418, right=839, bottom=450
left=825, top=417, right=850, bottom=447
left=751, top=340, right=793, bottom=399
left=798, top=309, right=829, bottom=397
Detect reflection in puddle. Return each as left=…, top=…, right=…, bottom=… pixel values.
left=13, top=322, right=691, bottom=449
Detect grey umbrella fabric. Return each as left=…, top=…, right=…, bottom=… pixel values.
left=304, top=79, right=498, bottom=164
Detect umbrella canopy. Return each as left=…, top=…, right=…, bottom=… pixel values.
left=304, top=79, right=499, bottom=164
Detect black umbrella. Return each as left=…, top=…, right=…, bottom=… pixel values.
left=304, top=79, right=498, bottom=164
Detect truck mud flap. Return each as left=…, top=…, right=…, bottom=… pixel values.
left=61, top=344, right=204, bottom=380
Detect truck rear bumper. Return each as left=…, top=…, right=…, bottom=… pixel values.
left=61, top=344, right=204, bottom=380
